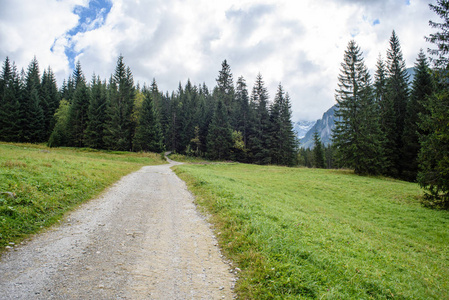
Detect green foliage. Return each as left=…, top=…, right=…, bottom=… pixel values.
left=19, top=57, right=45, bottom=143
left=381, top=31, right=410, bottom=177
left=132, top=87, right=164, bottom=152
left=417, top=90, right=449, bottom=208
left=103, top=55, right=135, bottom=151
left=175, top=163, right=448, bottom=299
left=48, top=100, right=71, bottom=147
left=312, top=131, right=325, bottom=168
left=402, top=50, right=435, bottom=181
left=426, top=0, right=449, bottom=70
left=84, top=76, right=108, bottom=149
left=0, top=142, right=166, bottom=251
left=333, top=40, right=384, bottom=175
left=207, top=100, right=232, bottom=160
left=0, top=57, right=21, bottom=142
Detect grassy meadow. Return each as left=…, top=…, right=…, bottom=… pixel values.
left=174, top=163, right=449, bottom=299
left=0, top=142, right=165, bottom=251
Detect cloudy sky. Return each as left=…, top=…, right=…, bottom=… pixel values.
left=0, top=0, right=437, bottom=121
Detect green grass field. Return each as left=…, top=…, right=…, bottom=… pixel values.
left=174, top=163, right=449, bottom=299
left=0, top=142, right=165, bottom=251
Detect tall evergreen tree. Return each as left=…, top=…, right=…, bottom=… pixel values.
left=247, top=73, right=270, bottom=164
left=85, top=75, right=108, bottom=149
left=374, top=55, right=387, bottom=107
left=48, top=100, right=71, bottom=147
left=333, top=40, right=384, bottom=175
left=269, top=84, right=297, bottom=166
left=0, top=57, right=20, bottom=142
left=214, top=60, right=235, bottom=119
left=402, top=50, right=434, bottom=181
left=67, top=61, right=90, bottom=147
left=313, top=131, right=325, bottom=169
left=103, top=55, right=135, bottom=151
left=426, top=0, right=449, bottom=71
left=19, top=57, right=44, bottom=143
left=40, top=67, right=60, bottom=140
left=133, top=87, right=164, bottom=152
left=207, top=100, right=232, bottom=160
left=417, top=1, right=449, bottom=208
left=381, top=31, right=409, bottom=177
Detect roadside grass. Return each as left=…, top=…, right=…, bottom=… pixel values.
left=174, top=163, right=449, bottom=299
left=168, top=153, right=211, bottom=163
left=0, top=142, right=165, bottom=251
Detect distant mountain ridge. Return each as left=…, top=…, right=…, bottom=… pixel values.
left=300, top=105, right=337, bottom=149
left=294, top=120, right=316, bottom=139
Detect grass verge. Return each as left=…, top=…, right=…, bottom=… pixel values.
left=0, top=142, right=165, bottom=251
left=174, top=163, right=449, bottom=299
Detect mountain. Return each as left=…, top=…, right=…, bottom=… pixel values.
left=299, top=104, right=337, bottom=149
left=294, top=120, right=316, bottom=139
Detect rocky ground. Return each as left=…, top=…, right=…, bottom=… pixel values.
left=0, top=158, right=235, bottom=299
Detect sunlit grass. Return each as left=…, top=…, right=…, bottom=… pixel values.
left=174, top=163, right=449, bottom=299
left=0, top=142, right=166, bottom=251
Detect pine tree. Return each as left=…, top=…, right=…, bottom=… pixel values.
left=247, top=73, right=271, bottom=164
left=0, top=57, right=20, bottom=142
left=40, top=67, right=60, bottom=140
left=381, top=31, right=409, bottom=177
left=313, top=131, right=325, bottom=168
left=133, top=87, right=164, bottom=152
left=67, top=61, right=90, bottom=147
left=426, top=0, right=449, bottom=70
left=207, top=100, right=232, bottom=160
left=19, top=57, right=44, bottom=143
left=333, top=40, right=384, bottom=175
left=269, top=84, right=297, bottom=166
left=85, top=75, right=108, bottom=149
left=214, top=60, right=235, bottom=118
left=103, top=55, right=135, bottom=151
left=416, top=1, right=449, bottom=208
left=402, top=50, right=434, bottom=181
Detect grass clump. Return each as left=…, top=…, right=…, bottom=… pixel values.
left=0, top=142, right=166, bottom=251
left=174, top=163, right=449, bottom=299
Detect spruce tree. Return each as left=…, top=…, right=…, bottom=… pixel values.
left=207, top=100, right=232, bottom=160
left=103, top=55, right=135, bottom=151
left=67, top=61, right=90, bottom=147
left=416, top=0, right=449, bottom=208
left=313, top=131, right=325, bottom=169
left=0, top=57, right=20, bottom=142
left=381, top=31, right=409, bottom=177
left=133, top=87, right=164, bottom=152
left=402, top=50, right=434, bottom=181
left=333, top=40, right=383, bottom=175
left=85, top=75, right=107, bottom=149
left=269, top=84, right=297, bottom=166
left=247, top=73, right=270, bottom=164
left=214, top=60, right=235, bottom=118
left=40, top=67, right=60, bottom=140
left=19, top=57, right=44, bottom=143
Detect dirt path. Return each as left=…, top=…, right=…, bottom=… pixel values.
left=0, top=159, right=235, bottom=299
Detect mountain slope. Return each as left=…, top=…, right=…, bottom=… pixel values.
left=300, top=105, right=337, bottom=149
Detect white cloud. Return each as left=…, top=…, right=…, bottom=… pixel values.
left=0, top=0, right=436, bottom=121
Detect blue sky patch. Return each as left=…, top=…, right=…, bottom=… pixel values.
left=372, top=19, right=380, bottom=26
left=64, top=0, right=112, bottom=69
left=405, top=0, right=411, bottom=5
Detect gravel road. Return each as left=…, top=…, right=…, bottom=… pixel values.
left=0, top=158, right=235, bottom=299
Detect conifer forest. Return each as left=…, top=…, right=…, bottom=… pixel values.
left=1, top=1, right=448, bottom=208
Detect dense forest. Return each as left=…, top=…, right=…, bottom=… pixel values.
left=0, top=56, right=298, bottom=166
left=0, top=1, right=448, bottom=208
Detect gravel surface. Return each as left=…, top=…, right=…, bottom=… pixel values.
left=0, top=159, right=235, bottom=299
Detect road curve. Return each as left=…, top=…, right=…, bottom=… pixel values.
left=0, top=160, right=235, bottom=299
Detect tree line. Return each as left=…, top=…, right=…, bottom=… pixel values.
left=0, top=56, right=298, bottom=166
left=327, top=0, right=449, bottom=208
